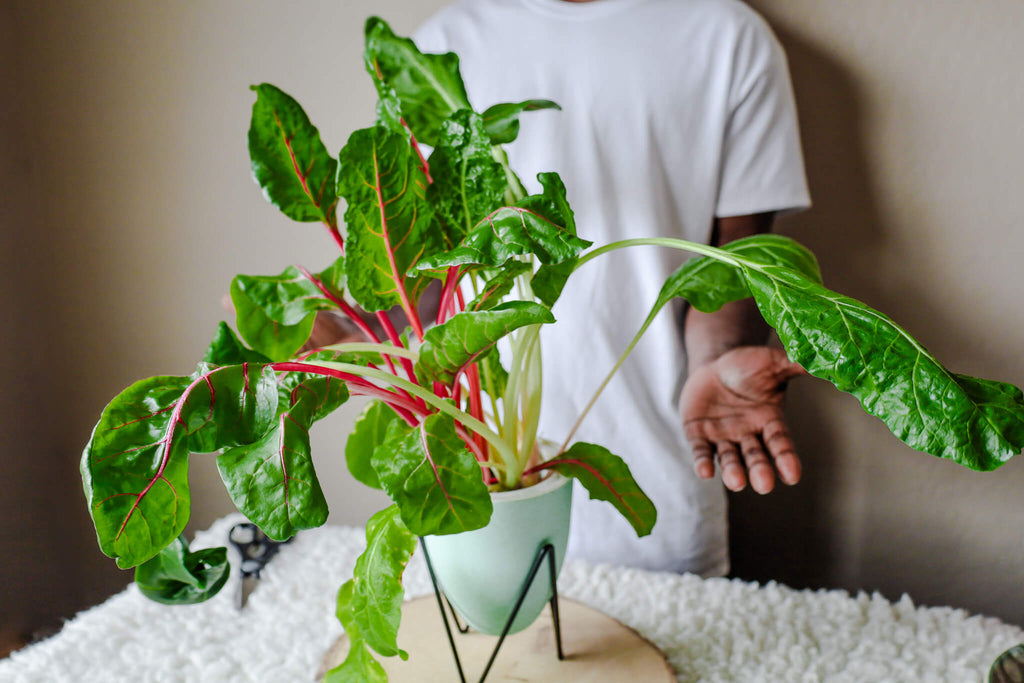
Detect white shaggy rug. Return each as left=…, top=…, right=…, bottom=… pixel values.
left=2, top=514, right=1020, bottom=682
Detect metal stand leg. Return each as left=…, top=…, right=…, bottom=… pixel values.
left=444, top=595, right=470, bottom=634
left=419, top=539, right=565, bottom=683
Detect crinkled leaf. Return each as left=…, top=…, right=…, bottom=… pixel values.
left=336, top=506, right=416, bottom=660
left=83, top=365, right=278, bottom=568
left=520, top=171, right=579, bottom=237
left=217, top=372, right=347, bottom=540
left=337, top=124, right=436, bottom=312
left=134, top=536, right=230, bottom=605
left=202, top=322, right=271, bottom=366
left=363, top=17, right=472, bottom=146
left=317, top=256, right=347, bottom=298
left=415, top=301, right=554, bottom=387
left=481, top=99, right=561, bottom=144
left=543, top=443, right=656, bottom=537
left=371, top=414, right=492, bottom=536
left=417, top=172, right=590, bottom=270
left=742, top=264, right=1024, bottom=470
left=373, top=86, right=406, bottom=135
left=467, top=262, right=532, bottom=312
left=230, top=265, right=339, bottom=361
left=345, top=400, right=403, bottom=490
left=427, top=110, right=508, bottom=248
left=640, top=234, right=1024, bottom=469
left=248, top=83, right=337, bottom=225
left=185, top=366, right=279, bottom=454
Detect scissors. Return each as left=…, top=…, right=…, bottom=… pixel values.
left=228, top=522, right=292, bottom=609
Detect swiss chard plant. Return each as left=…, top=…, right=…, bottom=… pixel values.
left=81, top=17, right=1024, bottom=681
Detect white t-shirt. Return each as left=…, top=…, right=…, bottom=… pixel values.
left=415, top=0, right=810, bottom=576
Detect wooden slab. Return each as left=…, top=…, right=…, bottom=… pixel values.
left=319, top=596, right=675, bottom=681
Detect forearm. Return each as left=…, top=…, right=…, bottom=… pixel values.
left=684, top=212, right=775, bottom=368
left=685, top=299, right=769, bottom=368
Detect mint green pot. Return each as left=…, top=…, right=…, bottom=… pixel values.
left=422, top=473, right=572, bottom=636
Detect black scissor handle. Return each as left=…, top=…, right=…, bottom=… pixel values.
left=228, top=522, right=291, bottom=579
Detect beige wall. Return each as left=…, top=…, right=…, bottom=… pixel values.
left=3, top=0, right=1023, bottom=639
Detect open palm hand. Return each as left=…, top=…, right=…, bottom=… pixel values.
left=679, top=346, right=807, bottom=494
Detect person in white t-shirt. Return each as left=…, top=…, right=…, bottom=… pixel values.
left=409, top=0, right=812, bottom=577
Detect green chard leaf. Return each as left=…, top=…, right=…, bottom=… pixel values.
left=742, top=264, right=1024, bottom=470
left=481, top=99, right=561, bottom=144
left=542, top=443, right=656, bottom=537
left=134, top=536, right=230, bottom=605
left=651, top=234, right=1024, bottom=469
left=415, top=301, right=554, bottom=387
left=675, top=234, right=822, bottom=313
left=531, top=258, right=578, bottom=309
left=335, top=506, right=416, bottom=661
left=337, top=124, right=437, bottom=312
left=427, top=110, right=509, bottom=248
left=371, top=413, right=492, bottom=536
left=82, top=365, right=278, bottom=568
left=644, top=234, right=1024, bottom=469
left=363, top=17, right=472, bottom=146
left=230, top=263, right=343, bottom=361
left=345, top=400, right=404, bottom=490
left=613, top=235, right=823, bottom=372
left=477, top=347, right=510, bottom=402
left=216, top=371, right=348, bottom=540
left=416, top=172, right=591, bottom=271
left=324, top=640, right=387, bottom=683
left=467, top=261, right=533, bottom=312
left=202, top=322, right=271, bottom=366
left=248, top=83, right=338, bottom=225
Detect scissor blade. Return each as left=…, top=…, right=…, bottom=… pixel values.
left=237, top=575, right=258, bottom=610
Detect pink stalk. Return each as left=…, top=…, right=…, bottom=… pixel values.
left=465, top=363, right=487, bottom=457
left=296, top=265, right=380, bottom=344
left=437, top=266, right=462, bottom=325
left=326, top=223, right=345, bottom=254
left=347, top=387, right=419, bottom=427
left=375, top=312, right=425, bottom=408
left=451, top=378, right=462, bottom=407
left=370, top=150, right=425, bottom=342
left=271, top=362, right=425, bottom=426
left=454, top=423, right=496, bottom=486
left=294, top=266, right=430, bottom=412
left=401, top=118, right=433, bottom=184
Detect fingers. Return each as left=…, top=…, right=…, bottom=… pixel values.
left=688, top=428, right=800, bottom=493
left=763, top=418, right=802, bottom=486
left=739, top=435, right=775, bottom=494
left=691, top=438, right=716, bottom=480
left=715, top=441, right=747, bottom=492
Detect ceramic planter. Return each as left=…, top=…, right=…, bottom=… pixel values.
left=422, top=472, right=572, bottom=636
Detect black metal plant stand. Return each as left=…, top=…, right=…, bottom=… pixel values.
left=419, top=539, right=565, bottom=683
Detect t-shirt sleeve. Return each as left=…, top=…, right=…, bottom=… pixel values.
left=715, top=18, right=811, bottom=218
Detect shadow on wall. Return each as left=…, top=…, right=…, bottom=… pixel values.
left=726, top=16, right=1024, bottom=626
left=725, top=18, right=873, bottom=598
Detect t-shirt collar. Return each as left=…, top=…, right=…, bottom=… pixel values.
left=519, top=0, right=650, bottom=20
